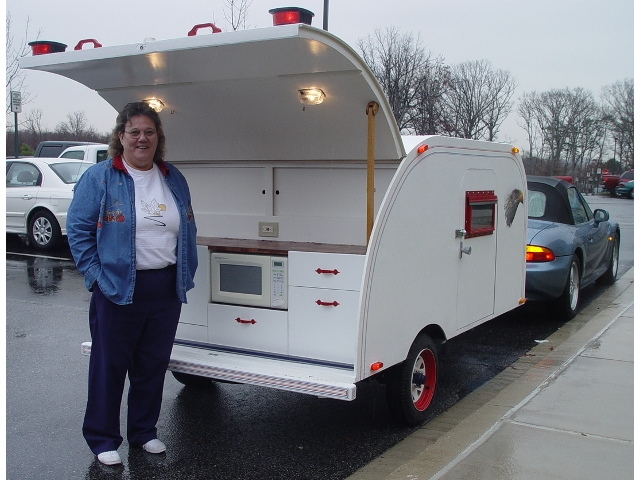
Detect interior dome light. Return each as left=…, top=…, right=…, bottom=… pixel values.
left=29, top=41, right=67, bottom=55
left=144, top=98, right=165, bottom=112
left=298, top=88, right=325, bottom=105
left=269, top=7, right=314, bottom=26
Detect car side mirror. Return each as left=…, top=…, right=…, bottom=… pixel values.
left=593, top=209, right=609, bottom=223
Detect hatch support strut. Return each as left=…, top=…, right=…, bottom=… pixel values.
left=366, top=101, right=379, bottom=244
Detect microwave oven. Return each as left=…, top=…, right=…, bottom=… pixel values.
left=210, top=252, right=288, bottom=309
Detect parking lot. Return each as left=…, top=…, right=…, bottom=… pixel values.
left=5, top=196, right=633, bottom=479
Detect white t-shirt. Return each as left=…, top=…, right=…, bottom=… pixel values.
left=127, top=163, right=180, bottom=270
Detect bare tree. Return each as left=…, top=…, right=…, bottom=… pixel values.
left=358, top=27, right=429, bottom=132
left=409, top=56, right=451, bottom=135
left=223, top=0, right=253, bottom=31
left=22, top=108, right=45, bottom=144
left=6, top=12, right=40, bottom=115
left=561, top=89, right=601, bottom=176
left=55, top=111, right=97, bottom=139
left=483, top=68, right=517, bottom=141
left=517, top=87, right=609, bottom=180
left=442, top=60, right=516, bottom=141
left=602, top=79, right=634, bottom=169
left=517, top=92, right=541, bottom=159
left=529, top=89, right=572, bottom=175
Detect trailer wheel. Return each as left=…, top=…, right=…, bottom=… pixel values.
left=386, top=334, right=438, bottom=426
left=171, top=371, right=214, bottom=388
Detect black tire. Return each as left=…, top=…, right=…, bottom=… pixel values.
left=551, top=254, right=581, bottom=320
left=28, top=210, right=61, bottom=251
left=597, top=235, right=619, bottom=286
left=386, top=334, right=438, bottom=426
left=629, top=188, right=634, bottom=199
left=171, top=371, right=214, bottom=388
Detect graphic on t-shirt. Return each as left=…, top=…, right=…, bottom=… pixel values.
left=141, top=198, right=167, bottom=226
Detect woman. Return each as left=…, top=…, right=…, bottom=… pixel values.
left=67, top=101, right=198, bottom=466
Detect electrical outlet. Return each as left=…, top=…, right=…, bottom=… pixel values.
left=259, top=221, right=279, bottom=238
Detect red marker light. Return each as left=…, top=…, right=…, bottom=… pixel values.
left=370, top=362, right=384, bottom=371
left=269, top=7, right=314, bottom=26
left=417, top=144, right=428, bottom=154
left=29, top=41, right=67, bottom=55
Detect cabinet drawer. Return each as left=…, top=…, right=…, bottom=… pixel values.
left=176, top=322, right=208, bottom=343
left=288, top=286, right=360, bottom=364
left=207, top=303, right=288, bottom=354
left=289, top=251, right=365, bottom=291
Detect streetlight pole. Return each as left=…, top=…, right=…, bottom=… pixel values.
left=323, top=0, right=329, bottom=30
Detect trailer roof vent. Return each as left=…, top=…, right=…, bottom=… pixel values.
left=28, top=41, right=67, bottom=55
left=269, top=7, right=314, bottom=26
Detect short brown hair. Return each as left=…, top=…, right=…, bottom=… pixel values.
left=108, top=101, right=166, bottom=162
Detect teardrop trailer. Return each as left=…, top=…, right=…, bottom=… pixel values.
left=21, top=9, right=528, bottom=426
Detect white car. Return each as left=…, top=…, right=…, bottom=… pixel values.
left=58, top=143, right=109, bottom=163
left=6, top=157, right=92, bottom=250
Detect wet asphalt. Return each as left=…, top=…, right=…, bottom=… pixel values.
left=6, top=195, right=633, bottom=480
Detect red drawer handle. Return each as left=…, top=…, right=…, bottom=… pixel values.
left=316, top=300, right=339, bottom=307
left=235, top=317, right=256, bottom=324
left=316, top=268, right=340, bottom=275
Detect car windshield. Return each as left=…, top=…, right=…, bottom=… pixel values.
left=49, top=162, right=92, bottom=183
left=621, top=171, right=634, bottom=180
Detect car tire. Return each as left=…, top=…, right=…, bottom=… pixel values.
left=28, top=210, right=61, bottom=251
left=597, top=235, right=619, bottom=286
left=552, top=254, right=581, bottom=320
left=171, top=371, right=215, bottom=388
left=386, top=333, right=438, bottom=426
left=629, top=189, right=634, bottom=199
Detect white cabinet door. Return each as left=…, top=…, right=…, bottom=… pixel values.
left=288, top=286, right=360, bottom=365
left=208, top=303, right=288, bottom=354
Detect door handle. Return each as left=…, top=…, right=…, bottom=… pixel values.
left=459, top=242, right=472, bottom=258
left=21, top=194, right=33, bottom=200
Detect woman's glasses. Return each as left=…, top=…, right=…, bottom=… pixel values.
left=124, top=129, right=157, bottom=139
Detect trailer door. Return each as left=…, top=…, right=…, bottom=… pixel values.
left=456, top=169, right=498, bottom=330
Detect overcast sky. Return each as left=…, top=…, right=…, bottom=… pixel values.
left=5, top=0, right=635, bottom=147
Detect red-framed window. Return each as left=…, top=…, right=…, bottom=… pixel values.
left=465, top=191, right=497, bottom=238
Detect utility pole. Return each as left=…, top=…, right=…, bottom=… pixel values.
left=323, top=0, right=329, bottom=30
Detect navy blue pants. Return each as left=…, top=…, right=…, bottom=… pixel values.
left=83, top=265, right=182, bottom=455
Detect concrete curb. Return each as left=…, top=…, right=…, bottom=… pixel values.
left=347, top=268, right=634, bottom=480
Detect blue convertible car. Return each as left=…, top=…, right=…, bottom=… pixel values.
left=526, top=176, right=620, bottom=319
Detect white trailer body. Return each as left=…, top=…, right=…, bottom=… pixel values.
left=22, top=21, right=527, bottom=424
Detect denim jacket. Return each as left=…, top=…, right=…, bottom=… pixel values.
left=67, top=156, right=198, bottom=305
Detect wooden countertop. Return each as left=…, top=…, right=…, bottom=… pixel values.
left=197, top=237, right=367, bottom=255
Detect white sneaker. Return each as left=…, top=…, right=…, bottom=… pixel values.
left=143, top=438, right=166, bottom=454
left=97, top=450, right=122, bottom=465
